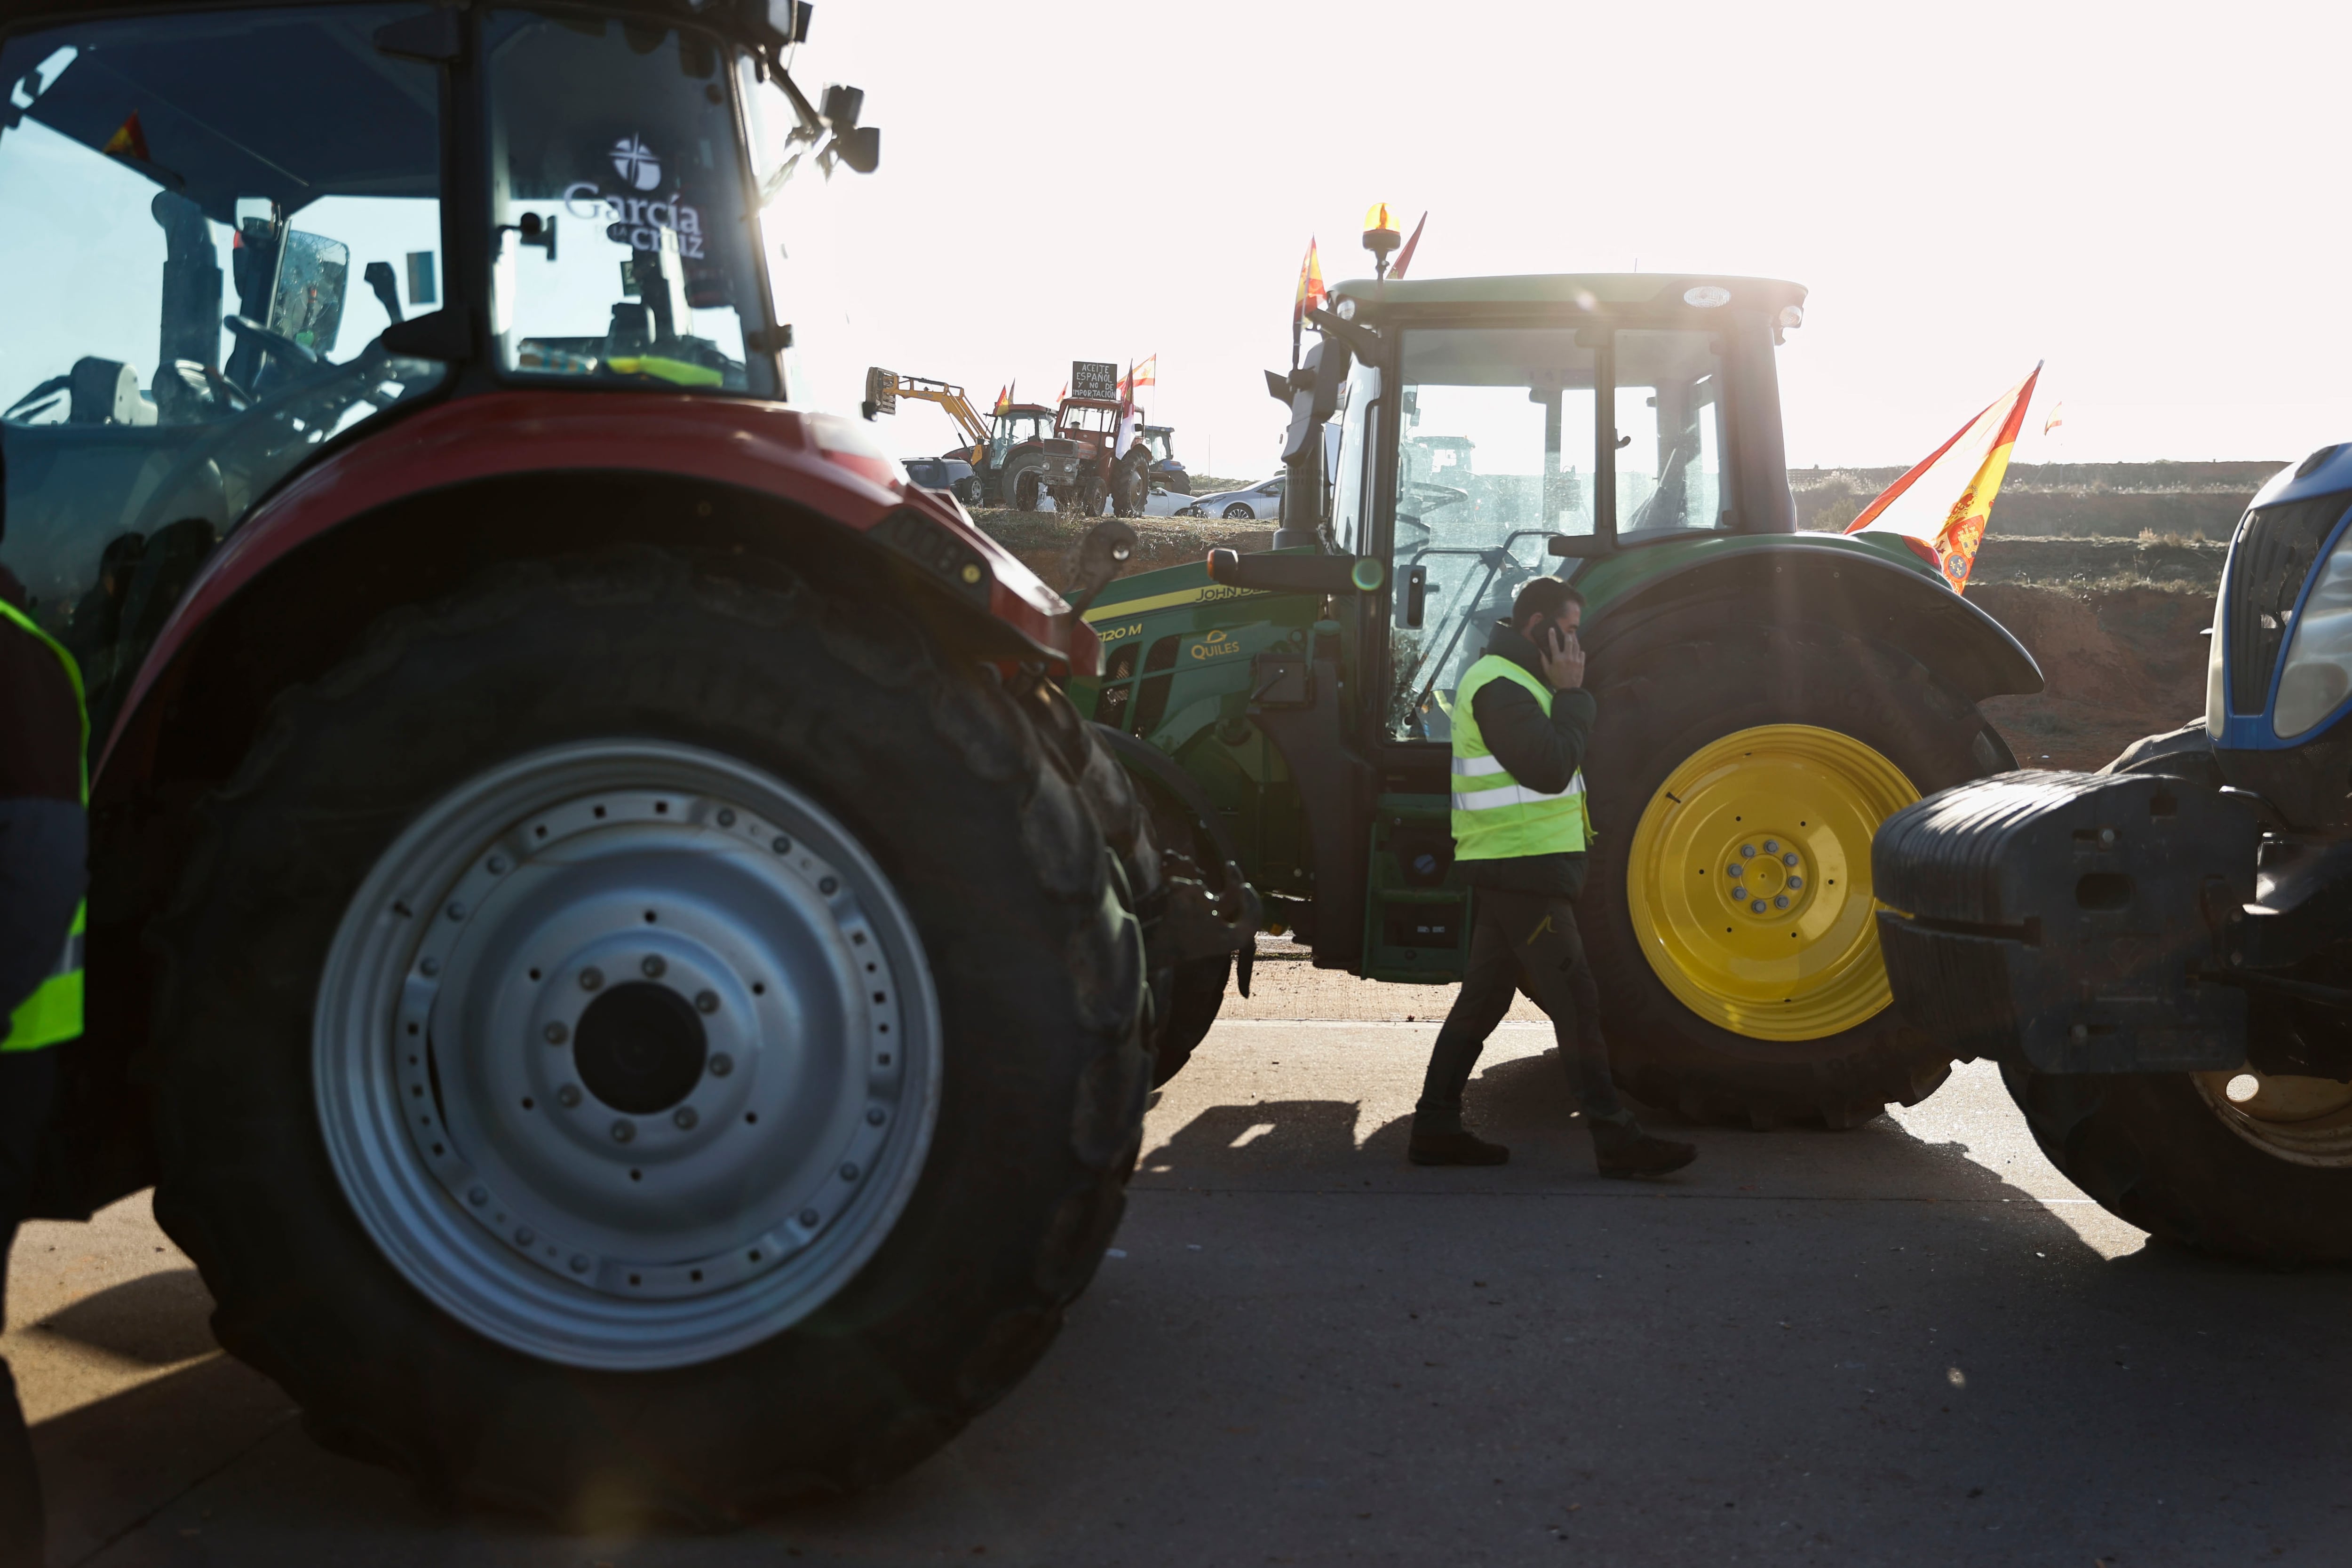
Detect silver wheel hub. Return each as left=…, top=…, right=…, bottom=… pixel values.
left=316, top=741, right=940, bottom=1370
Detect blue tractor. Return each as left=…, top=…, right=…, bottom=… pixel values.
left=1875, top=444, right=2352, bottom=1262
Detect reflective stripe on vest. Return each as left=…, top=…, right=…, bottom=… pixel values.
left=0, top=596, right=88, bottom=1052
left=1449, top=653, right=1590, bottom=860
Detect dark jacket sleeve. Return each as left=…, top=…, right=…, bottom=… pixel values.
left=1470, top=679, right=1596, bottom=795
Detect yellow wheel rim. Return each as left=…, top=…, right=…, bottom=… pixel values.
left=1626, top=724, right=1919, bottom=1042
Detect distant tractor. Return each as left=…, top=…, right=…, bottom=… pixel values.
left=1, top=0, right=1243, bottom=1525
left=1140, top=423, right=1191, bottom=494
left=1876, top=444, right=2352, bottom=1263
left=1073, top=271, right=2046, bottom=1116
left=861, top=367, right=1151, bottom=516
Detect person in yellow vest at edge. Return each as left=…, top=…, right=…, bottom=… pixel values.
left=0, top=484, right=87, bottom=1560
left=1410, top=579, right=1697, bottom=1178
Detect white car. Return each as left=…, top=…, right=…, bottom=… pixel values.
left=1178, top=476, right=1284, bottom=520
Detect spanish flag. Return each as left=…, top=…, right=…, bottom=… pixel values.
left=1846, top=364, right=2042, bottom=593
left=993, top=382, right=1011, bottom=414
left=1292, top=239, right=1326, bottom=367
left=1119, top=354, right=1157, bottom=398
left=102, top=111, right=151, bottom=165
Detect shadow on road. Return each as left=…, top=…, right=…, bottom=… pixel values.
left=34, top=1270, right=217, bottom=1367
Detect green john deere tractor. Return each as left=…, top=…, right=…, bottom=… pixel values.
left=1073, top=272, right=2046, bottom=1123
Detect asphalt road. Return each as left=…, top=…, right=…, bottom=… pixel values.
left=13, top=965, right=2349, bottom=1566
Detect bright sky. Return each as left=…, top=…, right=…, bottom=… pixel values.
left=793, top=0, right=2351, bottom=480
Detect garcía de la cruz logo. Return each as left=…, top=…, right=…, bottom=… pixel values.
left=562, top=133, right=706, bottom=257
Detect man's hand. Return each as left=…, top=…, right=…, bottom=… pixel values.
left=1539, top=621, right=1585, bottom=690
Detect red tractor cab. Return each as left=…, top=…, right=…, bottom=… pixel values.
left=0, top=0, right=1221, bottom=1524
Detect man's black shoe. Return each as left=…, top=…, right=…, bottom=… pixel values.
left=1408, top=1129, right=1510, bottom=1166
left=1593, top=1127, right=1697, bottom=1179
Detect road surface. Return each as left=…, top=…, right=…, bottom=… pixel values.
left=14, top=960, right=2345, bottom=1565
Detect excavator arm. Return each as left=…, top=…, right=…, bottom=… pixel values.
left=865, top=367, right=991, bottom=454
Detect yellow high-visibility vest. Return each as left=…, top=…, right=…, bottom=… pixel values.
left=0, top=596, right=87, bottom=1052
left=1449, top=655, right=1590, bottom=861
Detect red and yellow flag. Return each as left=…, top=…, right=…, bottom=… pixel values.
left=1293, top=239, right=1327, bottom=324
left=1847, top=364, right=2042, bottom=593
left=993, top=382, right=1011, bottom=414
left=1119, top=354, right=1158, bottom=399
left=1392, top=211, right=1428, bottom=279
left=102, top=110, right=151, bottom=164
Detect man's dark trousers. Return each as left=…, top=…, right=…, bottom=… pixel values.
left=1415, top=888, right=1629, bottom=1135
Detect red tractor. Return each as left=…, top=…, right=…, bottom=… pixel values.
left=1001, top=394, right=1151, bottom=518
left=0, top=0, right=1240, bottom=1525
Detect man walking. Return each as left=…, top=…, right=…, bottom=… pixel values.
left=1409, top=578, right=1695, bottom=1178
left=0, top=499, right=89, bottom=1562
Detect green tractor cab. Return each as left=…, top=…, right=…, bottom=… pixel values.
left=1075, top=271, right=2044, bottom=1122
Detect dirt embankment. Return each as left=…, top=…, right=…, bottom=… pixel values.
left=1794, top=460, right=2276, bottom=539
left=1974, top=583, right=2211, bottom=770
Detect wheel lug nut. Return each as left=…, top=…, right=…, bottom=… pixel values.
left=1730, top=886, right=1748, bottom=901
left=487, top=855, right=509, bottom=874
left=695, top=990, right=719, bottom=1014
left=611, top=1119, right=635, bottom=1143
left=1763, top=839, right=1780, bottom=855
left=1773, top=895, right=1790, bottom=909
left=674, top=1107, right=699, bottom=1130
left=866, top=1107, right=886, bottom=1125
left=557, top=1084, right=581, bottom=1108
left=818, top=876, right=839, bottom=895
left=1750, top=899, right=1767, bottom=914
left=544, top=1022, right=569, bottom=1045
left=642, top=955, right=667, bottom=978
left=799, top=1208, right=820, bottom=1227
left=1787, top=876, right=1804, bottom=891
left=718, top=808, right=736, bottom=827
left=1782, top=851, right=1799, bottom=867
left=515, top=1227, right=535, bottom=1246
left=708, top=1053, right=733, bottom=1077
left=580, top=967, right=603, bottom=991
left=1740, top=844, right=1755, bottom=858
left=445, top=900, right=466, bottom=921
left=569, top=1255, right=591, bottom=1274
left=468, top=1185, right=488, bottom=1206
left=419, top=956, right=440, bottom=976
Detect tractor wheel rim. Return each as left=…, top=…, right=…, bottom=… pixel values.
left=314, top=739, right=941, bottom=1371
left=1626, top=723, right=1918, bottom=1042
left=2192, top=1068, right=2352, bottom=1167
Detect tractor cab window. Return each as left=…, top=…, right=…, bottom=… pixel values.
left=1388, top=327, right=1597, bottom=740
left=1060, top=404, right=1117, bottom=438
left=1615, top=329, right=1728, bottom=534
left=486, top=9, right=774, bottom=396
left=1142, top=428, right=1175, bottom=464
left=0, top=5, right=446, bottom=737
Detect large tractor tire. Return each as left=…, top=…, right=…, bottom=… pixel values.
left=147, top=550, right=1152, bottom=1526
left=1999, top=720, right=2352, bottom=1262
left=1582, top=624, right=2012, bottom=1127
left=2001, top=1064, right=2352, bottom=1262
left=1004, top=458, right=1047, bottom=513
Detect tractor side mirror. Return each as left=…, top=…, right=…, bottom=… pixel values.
left=1207, top=549, right=1383, bottom=595
left=836, top=125, right=881, bottom=175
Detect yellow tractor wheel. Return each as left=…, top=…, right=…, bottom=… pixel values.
left=1582, top=628, right=2012, bottom=1128
left=1625, top=724, right=1917, bottom=1042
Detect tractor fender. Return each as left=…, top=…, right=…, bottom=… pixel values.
left=1092, top=722, right=1260, bottom=993
left=94, top=392, right=1082, bottom=785
left=1583, top=536, right=2044, bottom=704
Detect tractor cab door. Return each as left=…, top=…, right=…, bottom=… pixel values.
left=1337, top=327, right=1604, bottom=981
